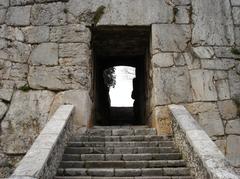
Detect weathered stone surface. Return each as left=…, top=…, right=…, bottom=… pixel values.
left=152, top=53, right=174, bottom=68
left=1, top=90, right=55, bottom=154
left=215, top=79, right=231, bottom=100
left=0, top=0, right=9, bottom=8
left=226, top=119, right=240, bottom=135
left=10, top=0, right=34, bottom=6
left=31, top=2, right=66, bottom=25
left=151, top=24, right=191, bottom=53
left=49, top=90, right=92, bottom=129
left=67, top=0, right=173, bottom=25
left=214, top=47, right=240, bottom=59
left=0, top=9, right=6, bottom=24
left=59, top=43, right=90, bottom=66
left=0, top=41, right=31, bottom=63
left=227, top=135, right=240, bottom=167
left=29, top=43, right=58, bottom=65
left=0, top=60, right=28, bottom=81
left=0, top=80, right=14, bottom=101
left=233, top=7, right=240, bottom=25
left=192, top=0, right=234, bottom=45
left=228, top=70, right=240, bottom=103
left=50, top=24, right=90, bottom=44
left=214, top=139, right=226, bottom=155
left=232, top=0, right=240, bottom=6
left=0, top=101, right=8, bottom=119
left=236, top=63, right=240, bottom=75
left=28, top=66, right=90, bottom=90
left=192, top=46, right=214, bottom=58
left=22, top=26, right=49, bottom=43
left=201, top=59, right=235, bottom=70
left=198, top=110, right=224, bottom=137
left=172, top=0, right=190, bottom=5
left=186, top=102, right=218, bottom=115
left=175, top=6, right=190, bottom=24
left=235, top=27, right=240, bottom=46
left=218, top=100, right=238, bottom=120
left=189, top=70, right=217, bottom=101
left=6, top=6, right=31, bottom=26
left=184, top=53, right=200, bottom=70
left=0, top=25, right=24, bottom=41
left=173, top=53, right=186, bottom=66
left=214, top=71, right=228, bottom=80
left=152, top=67, right=192, bottom=105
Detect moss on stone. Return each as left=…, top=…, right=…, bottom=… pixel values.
left=18, top=84, right=31, bottom=92
left=92, top=5, right=106, bottom=25
left=231, top=48, right=240, bottom=55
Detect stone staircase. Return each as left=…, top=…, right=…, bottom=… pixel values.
left=55, top=126, right=194, bottom=179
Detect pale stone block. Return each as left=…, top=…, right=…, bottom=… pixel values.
left=189, top=70, right=217, bottom=101
left=192, top=0, right=234, bottom=45
left=233, top=7, right=240, bottom=25
left=201, top=59, right=236, bottom=70
left=215, top=79, right=231, bottom=100
left=192, top=46, right=214, bottom=58
left=29, top=43, right=58, bottom=65
left=175, top=6, right=190, bottom=24
left=49, top=90, right=93, bottom=129
left=173, top=53, right=186, bottom=66
left=152, top=24, right=191, bottom=53
left=31, top=2, right=66, bottom=25
left=226, top=119, right=240, bottom=135
left=231, top=0, right=240, bottom=6
left=227, top=135, right=240, bottom=167
left=229, top=70, right=240, bottom=103
left=218, top=100, right=238, bottom=120
left=0, top=80, right=14, bottom=101
left=152, top=53, right=174, bottom=68
left=6, top=6, right=31, bottom=26
left=1, top=90, right=55, bottom=154
left=10, top=0, right=34, bottom=6
left=0, top=9, right=6, bottom=24
left=214, top=139, right=226, bottom=155
left=235, top=27, right=240, bottom=46
left=22, top=26, right=49, bottom=43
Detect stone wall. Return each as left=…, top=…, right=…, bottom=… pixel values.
left=0, top=0, right=239, bottom=177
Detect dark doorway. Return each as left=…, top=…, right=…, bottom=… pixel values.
left=92, top=26, right=150, bottom=125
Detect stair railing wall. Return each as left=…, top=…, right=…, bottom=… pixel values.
left=169, top=104, right=239, bottom=179
left=9, top=105, right=75, bottom=179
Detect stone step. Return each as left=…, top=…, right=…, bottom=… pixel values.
left=62, top=153, right=183, bottom=161
left=57, top=168, right=190, bottom=177
left=64, top=147, right=179, bottom=154
left=55, top=176, right=194, bottom=179
left=84, top=128, right=157, bottom=136
left=68, top=141, right=175, bottom=148
left=71, top=135, right=172, bottom=142
left=59, top=160, right=187, bottom=168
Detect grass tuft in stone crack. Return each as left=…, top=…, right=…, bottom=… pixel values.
left=92, top=5, right=106, bottom=25
left=19, top=84, right=31, bottom=92
left=231, top=48, right=240, bottom=55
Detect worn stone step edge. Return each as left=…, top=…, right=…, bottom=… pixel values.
left=67, top=141, right=175, bottom=147
left=71, top=135, right=173, bottom=142
left=62, top=153, right=183, bottom=161
left=59, top=160, right=186, bottom=168
left=64, top=147, right=179, bottom=154
left=55, top=176, right=194, bottom=179
left=57, top=167, right=190, bottom=176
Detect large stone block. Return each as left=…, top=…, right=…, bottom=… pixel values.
left=226, top=119, right=240, bottom=135
left=233, top=7, right=240, bottom=25
left=229, top=70, right=240, bottom=103
left=152, top=67, right=192, bottom=105
left=0, top=9, right=6, bottom=24
left=50, top=24, right=91, bottom=44
left=218, top=100, right=238, bottom=120
left=192, top=0, right=234, bottom=45
left=66, top=0, right=173, bottom=25
left=0, top=80, right=14, bottom=101
left=198, top=111, right=224, bottom=137
left=31, top=2, right=66, bottom=25
left=0, top=101, right=8, bottom=120
left=189, top=70, right=217, bottom=101
left=215, top=79, right=230, bottom=100
left=175, top=6, right=190, bottom=24
left=232, top=0, right=240, bottom=6
left=28, top=66, right=90, bottom=90
left=192, top=46, right=214, bottom=59
left=152, top=53, right=174, bottom=68
left=29, top=43, right=58, bottom=65
left=49, top=90, right=93, bottom=129
left=226, top=135, right=240, bottom=167
left=22, top=26, right=49, bottom=43
left=152, top=24, right=191, bottom=53
left=201, top=59, right=236, bottom=71
left=1, top=90, right=55, bottom=154
left=59, top=43, right=91, bottom=66
left=6, top=6, right=31, bottom=26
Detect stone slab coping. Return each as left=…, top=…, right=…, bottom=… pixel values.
left=168, top=104, right=239, bottom=179
left=9, top=105, right=75, bottom=179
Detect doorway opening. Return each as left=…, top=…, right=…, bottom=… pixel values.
left=92, top=26, right=150, bottom=125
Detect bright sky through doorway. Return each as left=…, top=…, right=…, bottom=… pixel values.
left=109, top=66, right=136, bottom=107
